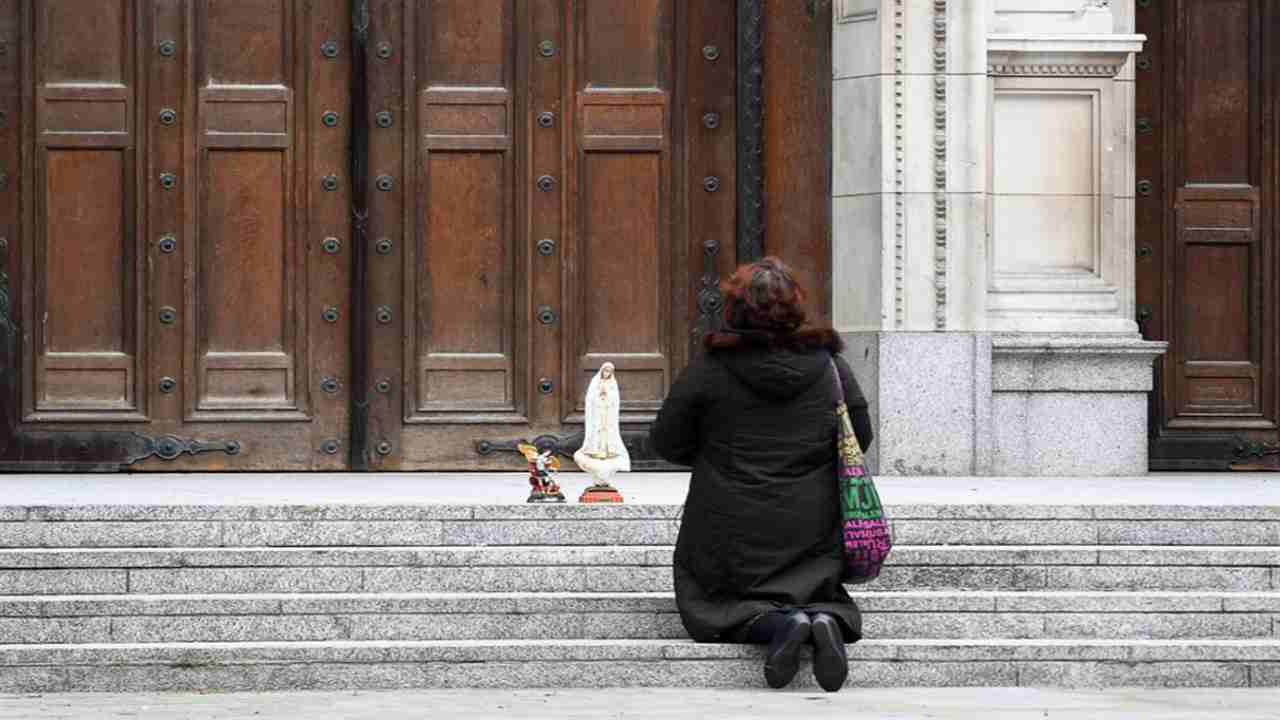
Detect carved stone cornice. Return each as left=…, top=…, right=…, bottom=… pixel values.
left=987, top=34, right=1145, bottom=78
left=988, top=62, right=1125, bottom=77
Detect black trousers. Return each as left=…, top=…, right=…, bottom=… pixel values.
left=730, top=610, right=793, bottom=645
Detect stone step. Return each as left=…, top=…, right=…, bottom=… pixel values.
left=5, top=545, right=1280, bottom=569
left=0, top=592, right=1276, bottom=644
left=2, top=639, right=1279, bottom=692
left=0, top=545, right=1274, bottom=595
left=2, top=504, right=1277, bottom=547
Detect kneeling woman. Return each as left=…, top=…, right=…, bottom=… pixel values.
left=648, top=257, right=873, bottom=692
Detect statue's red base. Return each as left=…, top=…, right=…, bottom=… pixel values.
left=527, top=489, right=566, bottom=504
left=578, top=485, right=624, bottom=504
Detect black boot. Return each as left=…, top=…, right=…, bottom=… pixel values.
left=763, top=610, right=811, bottom=689
left=809, top=612, right=848, bottom=692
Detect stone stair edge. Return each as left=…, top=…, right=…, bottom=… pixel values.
left=1, top=599, right=1278, bottom=619
left=4, top=638, right=1280, bottom=664
left=2, top=590, right=1279, bottom=617
left=3, top=504, right=1279, bottom=522
left=1, top=545, right=1279, bottom=568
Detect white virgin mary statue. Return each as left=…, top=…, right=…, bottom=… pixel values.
left=574, top=362, right=631, bottom=485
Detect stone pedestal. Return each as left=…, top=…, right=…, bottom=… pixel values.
left=990, top=335, right=1165, bottom=475
left=842, top=331, right=1164, bottom=476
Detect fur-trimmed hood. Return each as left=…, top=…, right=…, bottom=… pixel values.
left=704, top=326, right=844, bottom=401
left=703, top=326, right=844, bottom=354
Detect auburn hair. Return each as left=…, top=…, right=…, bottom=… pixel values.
left=704, top=257, right=842, bottom=352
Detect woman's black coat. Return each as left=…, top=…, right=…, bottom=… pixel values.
left=648, top=329, right=872, bottom=643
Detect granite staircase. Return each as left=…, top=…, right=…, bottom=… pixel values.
left=0, top=475, right=1277, bottom=691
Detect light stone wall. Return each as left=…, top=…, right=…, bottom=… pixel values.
left=831, top=0, right=1167, bottom=476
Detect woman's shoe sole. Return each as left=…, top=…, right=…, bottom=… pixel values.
left=763, top=617, right=811, bottom=689
left=810, top=615, right=849, bottom=692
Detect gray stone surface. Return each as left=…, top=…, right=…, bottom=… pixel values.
left=0, top=640, right=1277, bottom=692
left=0, top=546, right=666, bottom=570
left=361, top=567, right=672, bottom=594
left=993, top=392, right=1148, bottom=476
left=109, top=615, right=350, bottom=643
left=1, top=476, right=1278, bottom=694
left=0, top=600, right=44, bottom=617
left=0, top=666, right=63, bottom=694
left=875, top=566, right=1048, bottom=591
left=1045, top=567, right=1273, bottom=592
left=127, top=568, right=365, bottom=595
left=1224, top=595, right=1280, bottom=613
left=1098, top=521, right=1280, bottom=546
left=890, top=520, right=1099, bottom=545
left=440, top=520, right=680, bottom=546
left=222, top=522, right=445, bottom=547
left=994, top=593, right=1228, bottom=613
left=38, top=596, right=285, bottom=617
left=864, top=613, right=1045, bottom=639
left=1048, top=614, right=1273, bottom=640
left=23, top=543, right=1277, bottom=574
left=0, top=570, right=126, bottom=596
left=0, top=618, right=111, bottom=644
left=0, top=522, right=222, bottom=548
left=889, top=503, right=1097, bottom=519
left=342, top=613, right=685, bottom=642
left=8, top=591, right=1263, bottom=620
left=868, top=333, right=986, bottom=476
left=893, top=547, right=1099, bottom=565
left=991, top=357, right=1128, bottom=394
left=1249, top=664, right=1280, bottom=687
left=1097, top=547, right=1280, bottom=566
left=852, top=592, right=999, bottom=612
left=1017, top=661, right=1250, bottom=688
left=5, top=474, right=1280, bottom=512
left=6, top=688, right=1280, bottom=720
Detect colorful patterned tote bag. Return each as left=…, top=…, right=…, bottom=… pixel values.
left=830, top=359, right=892, bottom=583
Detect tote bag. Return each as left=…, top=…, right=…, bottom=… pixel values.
left=830, top=359, right=892, bottom=583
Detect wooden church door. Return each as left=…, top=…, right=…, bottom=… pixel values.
left=0, top=0, right=830, bottom=472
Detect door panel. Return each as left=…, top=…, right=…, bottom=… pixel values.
left=30, top=1, right=142, bottom=421
left=373, top=0, right=704, bottom=470
left=1, top=0, right=351, bottom=470
left=1138, top=0, right=1280, bottom=468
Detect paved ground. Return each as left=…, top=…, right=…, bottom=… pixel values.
left=2, top=472, right=1278, bottom=506
left=2, top=689, right=1280, bottom=720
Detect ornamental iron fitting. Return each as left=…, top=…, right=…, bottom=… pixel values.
left=474, top=430, right=673, bottom=469
left=694, top=239, right=724, bottom=344
left=125, top=433, right=240, bottom=464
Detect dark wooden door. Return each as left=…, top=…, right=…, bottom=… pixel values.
left=0, top=1, right=830, bottom=472
left=1136, top=0, right=1280, bottom=468
left=360, top=1, right=739, bottom=470
left=0, top=0, right=353, bottom=470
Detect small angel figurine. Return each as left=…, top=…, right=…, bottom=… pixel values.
left=574, top=362, right=630, bottom=503
left=519, top=442, right=565, bottom=503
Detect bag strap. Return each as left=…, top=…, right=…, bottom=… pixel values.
left=830, top=357, right=845, bottom=408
